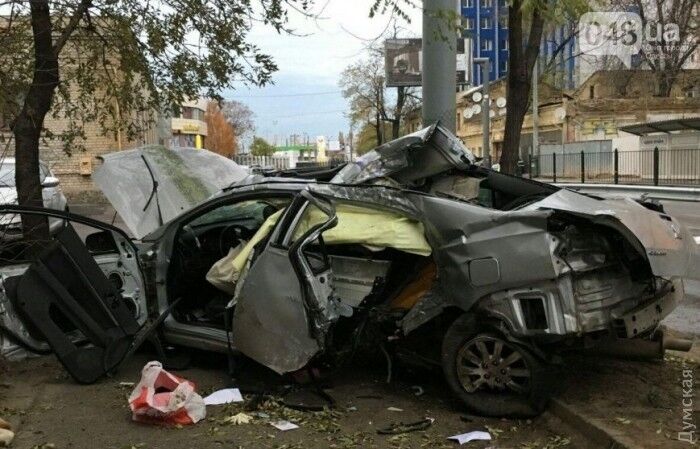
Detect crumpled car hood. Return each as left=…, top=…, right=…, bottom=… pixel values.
left=94, top=146, right=248, bottom=239
left=331, top=124, right=475, bottom=185
left=527, top=189, right=700, bottom=279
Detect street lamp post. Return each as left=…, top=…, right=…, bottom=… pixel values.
left=474, top=57, right=491, bottom=167
left=422, top=0, right=458, bottom=132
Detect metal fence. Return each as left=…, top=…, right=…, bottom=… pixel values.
left=533, top=147, right=700, bottom=186
left=232, top=155, right=347, bottom=172
left=232, top=155, right=291, bottom=170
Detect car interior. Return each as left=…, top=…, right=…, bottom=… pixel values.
left=426, top=167, right=559, bottom=211
left=166, top=195, right=434, bottom=331
left=167, top=196, right=293, bottom=327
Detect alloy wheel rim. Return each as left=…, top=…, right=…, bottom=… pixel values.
left=456, top=335, right=532, bottom=394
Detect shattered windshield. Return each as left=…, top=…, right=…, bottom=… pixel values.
left=94, top=146, right=249, bottom=239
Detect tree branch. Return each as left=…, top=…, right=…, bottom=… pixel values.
left=52, top=0, right=92, bottom=57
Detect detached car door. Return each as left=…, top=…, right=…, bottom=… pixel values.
left=0, top=206, right=146, bottom=384
left=232, top=191, right=339, bottom=374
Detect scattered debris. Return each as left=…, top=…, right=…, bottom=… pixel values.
left=270, top=420, right=299, bottom=431
left=0, top=428, right=13, bottom=447
left=411, top=385, right=424, bottom=396
left=615, top=417, right=632, bottom=425
left=128, top=361, right=206, bottom=425
left=221, top=412, right=252, bottom=425
left=484, top=425, right=504, bottom=438
left=387, top=407, right=403, bottom=412
left=282, top=387, right=335, bottom=411
left=377, top=417, right=434, bottom=435
left=118, top=382, right=135, bottom=389
left=447, top=430, right=491, bottom=445
left=203, top=388, right=243, bottom=405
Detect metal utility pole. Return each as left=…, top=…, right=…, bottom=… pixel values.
left=532, top=59, right=539, bottom=173
left=474, top=57, right=491, bottom=167
left=422, top=0, right=457, bottom=132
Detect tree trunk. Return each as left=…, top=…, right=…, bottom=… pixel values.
left=12, top=0, right=59, bottom=243
left=375, top=111, right=382, bottom=145
left=500, top=0, right=545, bottom=175
left=656, top=69, right=676, bottom=97
left=392, top=86, right=406, bottom=139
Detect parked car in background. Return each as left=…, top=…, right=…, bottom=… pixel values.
left=0, top=159, right=67, bottom=239
left=0, top=158, right=67, bottom=210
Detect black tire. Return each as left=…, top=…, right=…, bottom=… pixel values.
left=441, top=314, right=550, bottom=417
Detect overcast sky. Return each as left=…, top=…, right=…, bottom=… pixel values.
left=222, top=1, right=422, bottom=145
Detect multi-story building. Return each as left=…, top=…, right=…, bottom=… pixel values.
left=461, top=0, right=508, bottom=85
left=453, top=69, right=700, bottom=161
left=462, top=0, right=581, bottom=89
left=169, top=99, right=208, bottom=149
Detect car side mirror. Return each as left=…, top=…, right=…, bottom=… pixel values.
left=85, top=230, right=118, bottom=253
left=42, top=176, right=59, bottom=188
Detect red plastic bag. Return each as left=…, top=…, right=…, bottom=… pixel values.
left=128, top=361, right=206, bottom=425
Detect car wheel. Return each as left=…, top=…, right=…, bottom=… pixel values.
left=441, top=314, right=550, bottom=417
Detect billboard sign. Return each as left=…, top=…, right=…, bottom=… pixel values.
left=385, top=39, right=468, bottom=87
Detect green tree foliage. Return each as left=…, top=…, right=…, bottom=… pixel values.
left=250, top=137, right=276, bottom=156
left=0, top=0, right=311, bottom=239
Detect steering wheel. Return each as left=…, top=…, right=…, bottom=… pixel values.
left=218, top=224, right=248, bottom=255
left=181, top=224, right=202, bottom=252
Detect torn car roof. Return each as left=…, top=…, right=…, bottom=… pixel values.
left=331, top=124, right=475, bottom=185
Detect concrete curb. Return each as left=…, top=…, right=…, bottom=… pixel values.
left=549, top=398, right=643, bottom=449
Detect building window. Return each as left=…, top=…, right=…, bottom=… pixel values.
left=501, top=38, right=508, bottom=50
left=181, top=106, right=204, bottom=121
left=481, top=39, right=493, bottom=51
left=589, top=85, right=595, bottom=99
left=464, top=18, right=475, bottom=30
left=685, top=85, right=699, bottom=98
left=462, top=0, right=474, bottom=7
left=481, top=0, right=493, bottom=7
left=481, top=17, right=492, bottom=29
left=499, top=14, right=508, bottom=28
left=502, top=60, right=508, bottom=72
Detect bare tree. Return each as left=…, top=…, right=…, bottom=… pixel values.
left=339, top=50, right=420, bottom=147
left=629, top=0, right=699, bottom=96
left=221, top=100, right=256, bottom=148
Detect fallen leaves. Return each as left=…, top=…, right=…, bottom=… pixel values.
left=220, top=412, right=253, bottom=425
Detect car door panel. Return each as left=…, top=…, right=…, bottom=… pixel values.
left=0, top=206, right=146, bottom=383
left=232, top=191, right=338, bottom=374
left=10, top=224, right=139, bottom=383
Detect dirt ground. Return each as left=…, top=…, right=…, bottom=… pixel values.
left=0, top=344, right=697, bottom=449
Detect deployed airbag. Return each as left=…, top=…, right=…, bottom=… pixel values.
left=207, top=203, right=431, bottom=292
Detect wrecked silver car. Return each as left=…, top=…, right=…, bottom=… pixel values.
left=0, top=125, right=696, bottom=417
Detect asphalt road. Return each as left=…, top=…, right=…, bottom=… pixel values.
left=657, top=200, right=700, bottom=335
